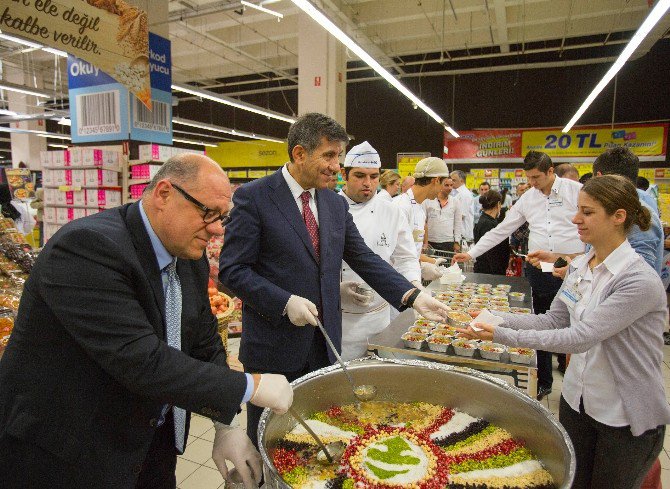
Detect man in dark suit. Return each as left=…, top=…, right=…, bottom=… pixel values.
left=0, top=154, right=292, bottom=489
left=219, top=113, right=450, bottom=447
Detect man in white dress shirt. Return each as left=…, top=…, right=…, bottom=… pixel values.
left=453, top=151, right=584, bottom=399
left=423, top=177, right=462, bottom=253
left=450, top=170, right=475, bottom=243
left=338, top=142, right=421, bottom=360
left=472, top=181, right=490, bottom=225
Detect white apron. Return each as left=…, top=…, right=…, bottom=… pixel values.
left=340, top=193, right=412, bottom=361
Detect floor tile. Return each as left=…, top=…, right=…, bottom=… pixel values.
left=180, top=465, right=224, bottom=489
left=200, top=426, right=216, bottom=442
left=662, top=468, right=670, bottom=488
left=181, top=437, right=215, bottom=465
left=189, top=414, right=214, bottom=438
left=660, top=449, right=670, bottom=470
left=175, top=457, right=200, bottom=484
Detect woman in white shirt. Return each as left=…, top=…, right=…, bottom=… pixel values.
left=457, top=175, right=670, bottom=488
left=378, top=170, right=400, bottom=202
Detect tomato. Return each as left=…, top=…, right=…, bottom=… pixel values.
left=207, top=287, right=218, bottom=297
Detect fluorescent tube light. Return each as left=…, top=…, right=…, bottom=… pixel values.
left=0, top=126, right=70, bottom=139
left=0, top=109, right=17, bottom=116
left=171, top=83, right=297, bottom=124
left=0, top=32, right=42, bottom=49
left=48, top=144, right=70, bottom=149
left=563, top=0, right=670, bottom=132
left=42, top=47, right=68, bottom=57
left=58, top=117, right=72, bottom=126
left=173, top=138, right=219, bottom=148
left=173, top=117, right=285, bottom=143
left=0, top=81, right=51, bottom=98
left=241, top=0, right=284, bottom=18
left=291, top=0, right=459, bottom=138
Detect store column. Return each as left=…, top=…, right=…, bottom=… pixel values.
left=6, top=68, right=47, bottom=170
left=297, top=14, right=346, bottom=126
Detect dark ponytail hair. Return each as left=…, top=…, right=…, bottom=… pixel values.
left=479, top=189, right=502, bottom=211
left=581, top=175, right=651, bottom=232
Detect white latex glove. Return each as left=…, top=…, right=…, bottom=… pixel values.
left=211, top=425, right=262, bottom=489
left=250, top=373, right=293, bottom=414
left=285, top=294, right=318, bottom=326
left=410, top=280, right=424, bottom=290
left=420, top=262, right=444, bottom=281
left=412, top=292, right=450, bottom=322
left=434, top=257, right=448, bottom=266
left=340, top=281, right=372, bottom=307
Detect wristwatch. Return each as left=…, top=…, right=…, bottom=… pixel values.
left=404, top=288, right=422, bottom=308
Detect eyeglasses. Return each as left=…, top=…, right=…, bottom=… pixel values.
left=170, top=183, right=231, bottom=225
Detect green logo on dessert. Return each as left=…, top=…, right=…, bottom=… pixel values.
left=363, top=435, right=428, bottom=482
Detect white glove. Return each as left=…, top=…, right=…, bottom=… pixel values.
left=211, top=425, right=262, bottom=489
left=420, top=262, right=444, bottom=281
left=285, top=295, right=318, bottom=326
left=412, top=292, right=450, bottom=322
left=340, top=281, right=372, bottom=307
left=410, top=280, right=424, bottom=290
left=434, top=257, right=448, bottom=266
left=250, top=373, right=293, bottom=414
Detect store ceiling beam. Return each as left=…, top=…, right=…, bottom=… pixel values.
left=493, top=0, right=510, bottom=53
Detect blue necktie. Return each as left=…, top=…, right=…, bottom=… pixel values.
left=165, top=259, right=186, bottom=452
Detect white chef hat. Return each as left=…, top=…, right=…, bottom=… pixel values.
left=343, top=141, right=381, bottom=168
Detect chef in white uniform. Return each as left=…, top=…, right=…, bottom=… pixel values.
left=339, top=142, right=421, bottom=361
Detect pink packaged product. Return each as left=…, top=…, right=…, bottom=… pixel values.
left=138, top=144, right=172, bottom=162
left=84, top=169, right=119, bottom=186
left=86, top=189, right=122, bottom=207
left=130, top=164, right=162, bottom=179
left=64, top=190, right=86, bottom=206
left=130, top=183, right=148, bottom=199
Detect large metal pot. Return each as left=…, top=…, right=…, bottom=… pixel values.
left=259, top=357, right=575, bottom=488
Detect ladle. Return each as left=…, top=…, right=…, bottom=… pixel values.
left=315, top=318, right=377, bottom=402
left=288, top=406, right=345, bottom=464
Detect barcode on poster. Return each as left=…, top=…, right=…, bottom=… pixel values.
left=76, top=91, right=121, bottom=136
left=133, top=99, right=170, bottom=133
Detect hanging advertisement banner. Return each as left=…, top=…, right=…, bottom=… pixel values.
left=443, top=130, right=523, bottom=163
left=1, top=0, right=151, bottom=107
left=521, top=124, right=668, bottom=160
left=129, top=33, right=172, bottom=145
left=445, top=124, right=668, bottom=162
left=69, top=33, right=171, bottom=144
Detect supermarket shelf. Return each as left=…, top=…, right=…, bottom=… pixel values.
left=128, top=179, right=151, bottom=185
left=44, top=205, right=115, bottom=210
left=43, top=166, right=122, bottom=172
left=44, top=185, right=122, bottom=191
left=127, top=198, right=140, bottom=203
left=129, top=160, right=165, bottom=166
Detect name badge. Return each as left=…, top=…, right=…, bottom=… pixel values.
left=548, top=197, right=563, bottom=208
left=412, top=229, right=424, bottom=243
left=559, top=276, right=583, bottom=309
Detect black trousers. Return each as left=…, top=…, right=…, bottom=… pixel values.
left=245, top=329, right=331, bottom=448
left=525, top=262, right=564, bottom=389
left=428, top=241, right=456, bottom=252
left=560, top=396, right=664, bottom=489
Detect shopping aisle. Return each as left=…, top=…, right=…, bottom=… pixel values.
left=176, top=339, right=670, bottom=489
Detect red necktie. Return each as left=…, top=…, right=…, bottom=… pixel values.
left=300, top=191, right=320, bottom=261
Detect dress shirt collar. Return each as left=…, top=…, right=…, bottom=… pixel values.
left=406, top=187, right=417, bottom=204
left=139, top=201, right=174, bottom=272
left=571, top=239, right=635, bottom=278
left=339, top=189, right=374, bottom=208
left=282, top=164, right=315, bottom=201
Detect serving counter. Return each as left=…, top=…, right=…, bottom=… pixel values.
left=368, top=272, right=538, bottom=398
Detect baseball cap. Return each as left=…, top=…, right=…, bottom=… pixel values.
left=413, top=157, right=450, bottom=178
left=343, top=141, right=381, bottom=168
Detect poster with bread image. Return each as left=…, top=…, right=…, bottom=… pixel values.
left=1, top=0, right=151, bottom=108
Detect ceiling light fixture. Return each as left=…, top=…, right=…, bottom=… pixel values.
left=0, top=126, right=70, bottom=139
left=0, top=30, right=69, bottom=57
left=0, top=109, right=17, bottom=116
left=173, top=117, right=285, bottom=143
left=173, top=137, right=219, bottom=148
left=58, top=117, right=72, bottom=126
left=241, top=0, right=284, bottom=19
left=290, top=0, right=459, bottom=138
left=172, top=84, right=297, bottom=124
left=48, top=144, right=70, bottom=149
left=0, top=81, right=51, bottom=98
left=42, top=47, right=68, bottom=57
left=563, top=0, right=670, bottom=132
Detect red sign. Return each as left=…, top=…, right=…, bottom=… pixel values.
left=444, top=129, right=522, bottom=161
left=314, top=76, right=321, bottom=87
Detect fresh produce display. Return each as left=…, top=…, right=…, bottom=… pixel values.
left=271, top=401, right=555, bottom=488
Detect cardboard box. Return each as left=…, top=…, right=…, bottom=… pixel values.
left=86, top=189, right=122, bottom=207
left=84, top=169, right=118, bottom=186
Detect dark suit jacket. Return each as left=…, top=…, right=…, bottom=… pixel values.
left=0, top=203, right=247, bottom=488
left=219, top=169, right=414, bottom=372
